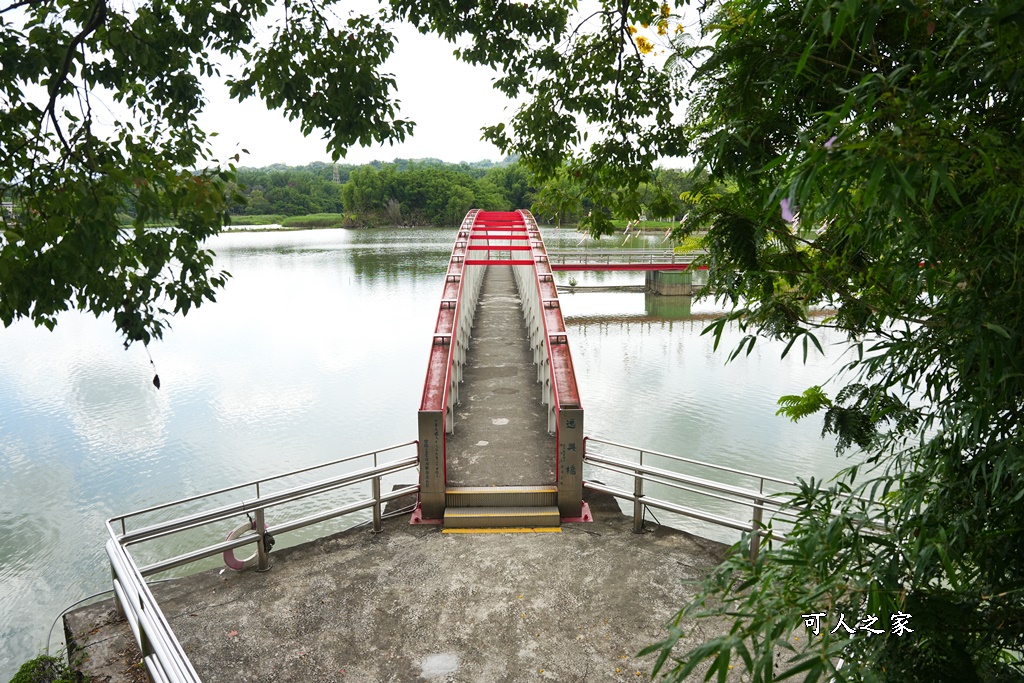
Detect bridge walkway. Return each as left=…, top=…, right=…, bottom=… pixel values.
left=445, top=264, right=555, bottom=488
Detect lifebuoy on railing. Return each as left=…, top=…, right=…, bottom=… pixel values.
left=223, top=520, right=263, bottom=571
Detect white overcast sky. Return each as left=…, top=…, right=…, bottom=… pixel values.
left=19, top=3, right=698, bottom=169
left=196, top=22, right=520, bottom=168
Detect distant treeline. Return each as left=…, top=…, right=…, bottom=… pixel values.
left=230, top=158, right=700, bottom=227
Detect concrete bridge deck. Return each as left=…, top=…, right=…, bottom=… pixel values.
left=66, top=491, right=732, bottom=683
left=446, top=265, right=555, bottom=488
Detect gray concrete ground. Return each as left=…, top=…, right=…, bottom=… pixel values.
left=446, top=266, right=555, bottom=487
left=66, top=491, right=734, bottom=683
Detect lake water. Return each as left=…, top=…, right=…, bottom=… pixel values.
left=0, top=226, right=854, bottom=679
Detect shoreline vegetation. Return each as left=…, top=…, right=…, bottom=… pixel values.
left=122, top=214, right=709, bottom=254
left=222, top=218, right=708, bottom=254
left=105, top=158, right=715, bottom=249
left=223, top=217, right=709, bottom=255
left=210, top=159, right=702, bottom=231
left=102, top=159, right=711, bottom=237
left=121, top=216, right=712, bottom=253
left=230, top=216, right=689, bottom=232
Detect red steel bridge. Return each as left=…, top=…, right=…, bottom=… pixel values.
left=417, top=210, right=586, bottom=528
left=414, top=211, right=715, bottom=529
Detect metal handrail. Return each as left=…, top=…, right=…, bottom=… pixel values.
left=583, top=448, right=792, bottom=560
left=583, top=440, right=886, bottom=559
left=514, top=209, right=582, bottom=423
left=585, top=437, right=794, bottom=489
left=440, top=210, right=484, bottom=434
left=513, top=212, right=558, bottom=430
left=583, top=480, right=778, bottom=537
left=111, top=441, right=417, bottom=531
left=105, top=441, right=421, bottom=683
left=107, top=538, right=202, bottom=683
left=548, top=249, right=704, bottom=256
left=586, top=454, right=796, bottom=517
left=118, top=457, right=417, bottom=547
left=547, top=249, right=707, bottom=264
left=137, top=483, right=417, bottom=577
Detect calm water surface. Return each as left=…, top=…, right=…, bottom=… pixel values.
left=0, top=226, right=854, bottom=679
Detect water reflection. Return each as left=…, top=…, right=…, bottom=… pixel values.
left=646, top=294, right=692, bottom=319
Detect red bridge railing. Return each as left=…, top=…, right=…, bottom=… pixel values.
left=417, top=210, right=485, bottom=517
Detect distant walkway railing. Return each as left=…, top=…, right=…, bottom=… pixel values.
left=105, top=441, right=419, bottom=683
left=547, top=249, right=709, bottom=271
left=582, top=437, right=799, bottom=560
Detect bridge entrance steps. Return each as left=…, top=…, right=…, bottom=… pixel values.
left=443, top=485, right=560, bottom=528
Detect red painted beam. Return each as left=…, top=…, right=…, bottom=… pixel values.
left=468, top=234, right=530, bottom=240
left=549, top=342, right=581, bottom=407
left=550, top=263, right=709, bottom=271
left=467, top=245, right=532, bottom=251
left=464, top=259, right=537, bottom=265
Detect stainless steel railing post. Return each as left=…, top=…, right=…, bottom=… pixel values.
left=255, top=507, right=270, bottom=572
left=372, top=476, right=382, bottom=533
left=749, top=499, right=764, bottom=562
left=140, top=620, right=155, bottom=665
left=111, top=564, right=126, bottom=619
left=633, top=471, right=644, bottom=533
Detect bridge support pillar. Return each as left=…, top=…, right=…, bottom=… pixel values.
left=418, top=410, right=446, bottom=520
left=557, top=408, right=585, bottom=518
left=645, top=270, right=694, bottom=296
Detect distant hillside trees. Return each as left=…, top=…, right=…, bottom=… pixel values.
left=340, top=163, right=516, bottom=226
left=229, top=158, right=694, bottom=227
left=233, top=166, right=344, bottom=216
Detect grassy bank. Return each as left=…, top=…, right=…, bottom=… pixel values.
left=281, top=213, right=347, bottom=228
left=120, top=214, right=346, bottom=230
left=674, top=234, right=705, bottom=252
left=228, top=214, right=286, bottom=226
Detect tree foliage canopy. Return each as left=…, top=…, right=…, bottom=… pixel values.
left=339, top=161, right=515, bottom=225
left=637, top=0, right=1024, bottom=679
left=1, top=0, right=419, bottom=344
left=3, top=0, right=1024, bottom=679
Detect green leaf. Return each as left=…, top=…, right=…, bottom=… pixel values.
left=776, top=386, right=832, bottom=422
left=794, top=39, right=815, bottom=78
left=982, top=322, right=1011, bottom=339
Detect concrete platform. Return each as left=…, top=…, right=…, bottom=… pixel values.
left=446, top=265, right=556, bottom=487
left=66, top=491, right=733, bottom=683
